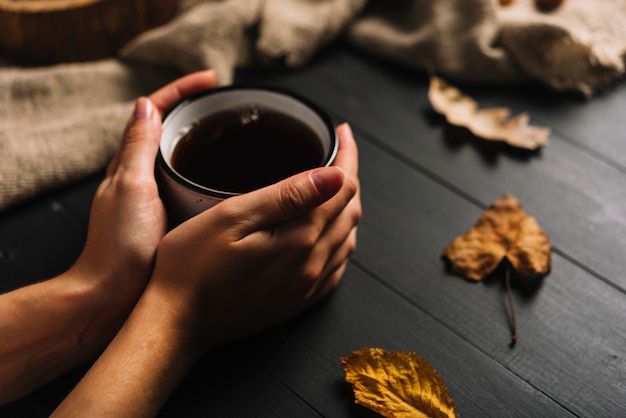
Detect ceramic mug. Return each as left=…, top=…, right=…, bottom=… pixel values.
left=156, top=85, right=338, bottom=226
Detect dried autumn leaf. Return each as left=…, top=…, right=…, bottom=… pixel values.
left=341, top=348, right=457, bottom=418
left=442, top=194, right=551, bottom=344
left=428, top=76, right=550, bottom=150
left=442, top=193, right=551, bottom=281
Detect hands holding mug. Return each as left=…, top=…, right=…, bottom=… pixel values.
left=49, top=71, right=361, bottom=416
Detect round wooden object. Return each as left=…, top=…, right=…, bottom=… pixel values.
left=0, top=0, right=181, bottom=64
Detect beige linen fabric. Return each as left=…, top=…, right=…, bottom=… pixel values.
left=1, top=0, right=625, bottom=210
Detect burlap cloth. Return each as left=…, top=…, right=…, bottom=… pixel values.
left=1, top=0, right=625, bottom=211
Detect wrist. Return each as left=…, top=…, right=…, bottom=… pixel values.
left=60, top=268, right=131, bottom=349
left=0, top=269, right=128, bottom=403
left=51, top=283, right=197, bottom=418
left=138, top=280, right=208, bottom=362
left=69, top=253, right=151, bottom=326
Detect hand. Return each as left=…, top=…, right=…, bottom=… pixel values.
left=49, top=124, right=360, bottom=417
left=71, top=70, right=217, bottom=314
left=148, top=123, right=361, bottom=356
left=0, top=71, right=219, bottom=406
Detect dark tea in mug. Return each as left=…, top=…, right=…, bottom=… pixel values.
left=170, top=107, right=326, bottom=193
left=156, top=85, right=337, bottom=225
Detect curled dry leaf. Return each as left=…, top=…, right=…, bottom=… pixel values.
left=341, top=347, right=458, bottom=418
left=428, top=76, right=550, bottom=150
left=442, top=193, right=551, bottom=281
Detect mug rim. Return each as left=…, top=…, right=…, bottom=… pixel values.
left=157, top=84, right=338, bottom=199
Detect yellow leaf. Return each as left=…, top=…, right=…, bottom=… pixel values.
left=442, top=193, right=552, bottom=281
left=341, top=348, right=458, bottom=418
left=428, top=76, right=550, bottom=150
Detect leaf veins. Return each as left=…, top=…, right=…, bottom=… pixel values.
left=442, top=193, right=551, bottom=281
left=341, top=347, right=458, bottom=418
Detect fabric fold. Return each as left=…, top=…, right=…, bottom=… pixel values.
left=1, top=0, right=625, bottom=211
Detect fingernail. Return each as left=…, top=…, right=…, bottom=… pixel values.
left=134, top=97, right=153, bottom=120
left=310, top=167, right=344, bottom=197
left=336, top=122, right=352, bottom=136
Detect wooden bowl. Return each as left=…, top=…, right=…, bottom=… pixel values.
left=0, top=0, right=181, bottom=64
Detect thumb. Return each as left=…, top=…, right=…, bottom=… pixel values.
left=228, top=166, right=345, bottom=232
left=108, top=97, right=161, bottom=178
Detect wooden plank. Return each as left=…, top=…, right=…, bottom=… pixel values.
left=349, top=137, right=626, bottom=417
left=251, top=47, right=626, bottom=291
left=251, top=265, right=575, bottom=417
left=2, top=46, right=623, bottom=418
left=459, top=80, right=626, bottom=171
left=1, top=357, right=323, bottom=418
left=0, top=196, right=86, bottom=293
left=0, top=128, right=575, bottom=417
left=160, top=348, right=323, bottom=418
left=237, top=51, right=626, bottom=416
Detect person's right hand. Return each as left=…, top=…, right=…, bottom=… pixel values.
left=146, top=123, right=361, bottom=357
left=50, top=124, right=360, bottom=418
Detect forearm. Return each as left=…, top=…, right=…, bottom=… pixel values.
left=0, top=270, right=127, bottom=405
left=52, top=285, right=196, bottom=418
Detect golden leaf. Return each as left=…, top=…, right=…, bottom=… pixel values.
left=428, top=76, right=550, bottom=150
left=341, top=348, right=458, bottom=418
left=442, top=193, right=551, bottom=281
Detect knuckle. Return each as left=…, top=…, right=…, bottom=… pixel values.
left=211, top=200, right=238, bottom=220
left=344, top=230, right=358, bottom=251
left=277, top=181, right=309, bottom=215
left=342, top=177, right=358, bottom=201
left=113, top=172, right=147, bottom=193
left=347, top=239, right=357, bottom=257
left=298, top=228, right=321, bottom=250
left=124, top=123, right=146, bottom=145
left=351, top=204, right=363, bottom=225
left=298, top=260, right=325, bottom=287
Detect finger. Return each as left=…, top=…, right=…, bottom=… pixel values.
left=219, top=166, right=345, bottom=237
left=333, top=123, right=359, bottom=178
left=149, top=70, right=217, bottom=117
left=308, top=260, right=350, bottom=307
left=107, top=71, right=216, bottom=177
left=114, top=97, right=161, bottom=178
left=301, top=123, right=359, bottom=221
left=318, top=226, right=358, bottom=282
left=270, top=162, right=359, bottom=249
left=308, top=227, right=359, bottom=305
left=302, top=210, right=358, bottom=295
left=106, top=153, right=120, bottom=178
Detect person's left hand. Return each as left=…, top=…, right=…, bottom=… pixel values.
left=71, top=70, right=217, bottom=315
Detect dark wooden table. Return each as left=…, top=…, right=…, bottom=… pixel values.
left=2, top=46, right=625, bottom=417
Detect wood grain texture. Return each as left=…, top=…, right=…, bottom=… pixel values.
left=1, top=45, right=625, bottom=417
left=265, top=49, right=626, bottom=290
left=0, top=0, right=181, bottom=64
left=235, top=47, right=626, bottom=416
left=0, top=196, right=86, bottom=293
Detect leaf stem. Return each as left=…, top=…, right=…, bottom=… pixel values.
left=506, top=268, right=518, bottom=345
